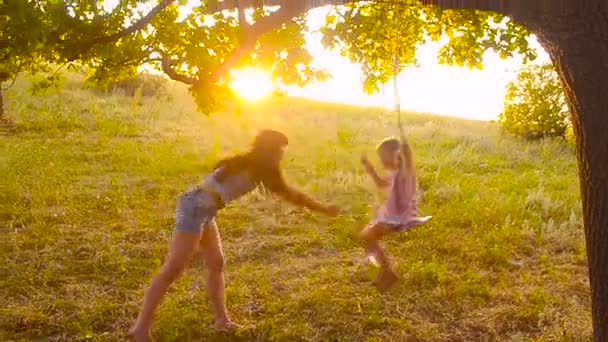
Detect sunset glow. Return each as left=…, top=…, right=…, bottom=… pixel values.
left=230, top=68, right=274, bottom=101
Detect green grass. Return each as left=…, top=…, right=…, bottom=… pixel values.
left=1, top=74, right=591, bottom=341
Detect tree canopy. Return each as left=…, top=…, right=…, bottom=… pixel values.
left=321, top=2, right=534, bottom=94
left=4, top=0, right=535, bottom=113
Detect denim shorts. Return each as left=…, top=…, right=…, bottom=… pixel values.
left=174, top=188, right=219, bottom=234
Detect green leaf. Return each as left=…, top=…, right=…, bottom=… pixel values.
left=326, top=14, right=336, bottom=25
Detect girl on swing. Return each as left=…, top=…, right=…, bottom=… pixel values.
left=360, top=137, right=431, bottom=290
left=129, top=130, right=339, bottom=341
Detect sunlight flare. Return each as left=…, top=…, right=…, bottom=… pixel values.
left=230, top=68, right=274, bottom=101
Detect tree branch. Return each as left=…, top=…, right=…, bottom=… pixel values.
left=237, top=0, right=250, bottom=31
left=202, top=1, right=308, bottom=84
left=161, top=55, right=199, bottom=84
left=205, top=0, right=514, bottom=16
left=96, top=0, right=176, bottom=45
left=70, top=0, right=176, bottom=60
left=0, top=60, right=22, bottom=91
left=205, top=0, right=284, bottom=13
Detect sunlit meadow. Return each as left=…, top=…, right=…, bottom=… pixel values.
left=1, top=71, right=590, bottom=341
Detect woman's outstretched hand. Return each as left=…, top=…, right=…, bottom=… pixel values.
left=324, top=205, right=340, bottom=217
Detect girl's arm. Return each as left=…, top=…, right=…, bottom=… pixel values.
left=262, top=171, right=339, bottom=216
left=361, top=155, right=389, bottom=188
left=401, top=142, right=416, bottom=176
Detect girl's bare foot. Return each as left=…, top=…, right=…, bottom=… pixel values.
left=374, top=270, right=400, bottom=291
left=127, top=326, right=152, bottom=342
left=364, top=249, right=382, bottom=267
left=214, top=317, right=240, bottom=331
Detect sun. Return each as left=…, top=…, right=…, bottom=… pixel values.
left=230, top=68, right=274, bottom=101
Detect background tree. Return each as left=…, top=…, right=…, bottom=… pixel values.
left=4, top=0, right=607, bottom=339
left=2, top=1, right=328, bottom=116
left=499, top=63, right=570, bottom=139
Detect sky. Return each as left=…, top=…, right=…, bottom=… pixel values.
left=103, top=1, right=550, bottom=121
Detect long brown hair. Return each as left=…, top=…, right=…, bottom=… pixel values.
left=213, top=130, right=289, bottom=187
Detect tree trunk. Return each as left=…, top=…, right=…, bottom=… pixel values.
left=558, top=40, right=608, bottom=342
left=527, top=3, right=608, bottom=340
left=0, top=87, right=4, bottom=120
left=0, top=86, right=10, bottom=136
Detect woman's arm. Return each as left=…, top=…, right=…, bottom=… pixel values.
left=361, top=155, right=389, bottom=188
left=262, top=170, right=338, bottom=216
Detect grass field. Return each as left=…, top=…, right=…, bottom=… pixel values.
left=1, top=74, right=592, bottom=341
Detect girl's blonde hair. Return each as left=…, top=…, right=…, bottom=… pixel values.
left=376, top=137, right=401, bottom=155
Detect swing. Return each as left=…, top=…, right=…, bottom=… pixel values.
left=386, top=1, right=432, bottom=232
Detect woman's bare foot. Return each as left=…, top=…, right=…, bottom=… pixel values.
left=127, top=326, right=152, bottom=342
left=214, top=317, right=240, bottom=331
left=374, top=270, right=400, bottom=291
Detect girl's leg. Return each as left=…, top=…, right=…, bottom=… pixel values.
left=198, top=220, right=238, bottom=330
left=360, top=223, right=399, bottom=290
left=360, top=223, right=393, bottom=269
left=129, top=230, right=200, bottom=341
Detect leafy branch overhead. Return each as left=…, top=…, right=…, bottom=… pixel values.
left=321, top=2, right=535, bottom=94
left=151, top=1, right=328, bottom=112
left=5, top=0, right=533, bottom=113
left=4, top=1, right=327, bottom=113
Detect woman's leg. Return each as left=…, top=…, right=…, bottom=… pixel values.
left=129, top=230, right=200, bottom=341
left=198, top=220, right=238, bottom=330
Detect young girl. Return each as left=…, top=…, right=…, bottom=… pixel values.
left=360, top=137, right=431, bottom=290
left=129, top=130, right=338, bottom=341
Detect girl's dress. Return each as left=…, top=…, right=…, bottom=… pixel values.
left=370, top=167, right=431, bottom=231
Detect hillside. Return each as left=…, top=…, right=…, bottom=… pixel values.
left=1, top=76, right=591, bottom=341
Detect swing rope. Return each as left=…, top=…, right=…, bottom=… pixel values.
left=389, top=1, right=432, bottom=224
left=393, top=32, right=407, bottom=147
left=388, top=1, right=409, bottom=168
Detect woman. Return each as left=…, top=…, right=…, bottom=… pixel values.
left=129, top=130, right=339, bottom=341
